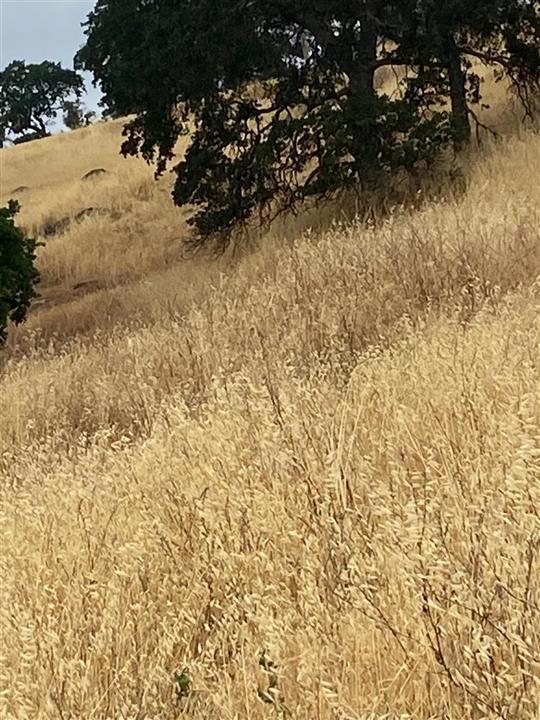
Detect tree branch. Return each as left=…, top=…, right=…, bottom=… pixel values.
left=458, top=45, right=511, bottom=68
left=372, top=55, right=412, bottom=70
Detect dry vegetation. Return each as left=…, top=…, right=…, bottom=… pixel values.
left=0, top=82, right=539, bottom=719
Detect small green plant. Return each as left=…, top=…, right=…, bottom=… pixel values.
left=173, top=667, right=191, bottom=701
left=0, top=200, right=41, bottom=345
left=258, top=652, right=279, bottom=705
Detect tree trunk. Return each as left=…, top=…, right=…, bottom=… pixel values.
left=347, top=10, right=379, bottom=181
left=446, top=34, right=471, bottom=149
left=30, top=116, right=49, bottom=139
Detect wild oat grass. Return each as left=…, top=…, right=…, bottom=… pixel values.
left=0, top=89, right=539, bottom=719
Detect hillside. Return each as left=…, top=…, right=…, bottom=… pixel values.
left=0, top=91, right=539, bottom=718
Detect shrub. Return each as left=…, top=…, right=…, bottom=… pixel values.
left=0, top=200, right=40, bottom=344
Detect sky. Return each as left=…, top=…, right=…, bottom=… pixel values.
left=0, top=0, right=102, bottom=129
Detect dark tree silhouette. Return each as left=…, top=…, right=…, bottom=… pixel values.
left=0, top=60, right=84, bottom=143
left=76, top=0, right=539, bottom=246
left=0, top=201, right=41, bottom=345
left=63, top=99, right=97, bottom=130
left=385, top=1, right=540, bottom=146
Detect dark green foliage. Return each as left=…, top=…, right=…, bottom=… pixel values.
left=385, top=1, right=540, bottom=146
left=0, top=201, right=41, bottom=345
left=172, top=668, right=190, bottom=701
left=0, top=60, right=84, bottom=142
left=76, top=1, right=540, bottom=246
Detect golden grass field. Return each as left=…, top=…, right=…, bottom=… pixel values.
left=0, top=79, right=539, bottom=719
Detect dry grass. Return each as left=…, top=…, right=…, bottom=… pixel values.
left=0, top=88, right=539, bottom=719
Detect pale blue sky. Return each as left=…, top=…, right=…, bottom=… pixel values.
left=0, top=0, right=102, bottom=128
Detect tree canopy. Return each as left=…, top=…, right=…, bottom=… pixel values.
left=76, top=0, right=540, bottom=246
left=388, top=1, right=540, bottom=146
left=0, top=60, right=84, bottom=145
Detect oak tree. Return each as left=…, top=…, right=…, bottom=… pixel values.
left=76, top=0, right=539, bottom=246
left=0, top=60, right=84, bottom=143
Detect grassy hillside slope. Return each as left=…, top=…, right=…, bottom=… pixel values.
left=1, top=91, right=539, bottom=719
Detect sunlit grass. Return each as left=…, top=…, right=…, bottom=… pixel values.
left=0, top=81, right=539, bottom=719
